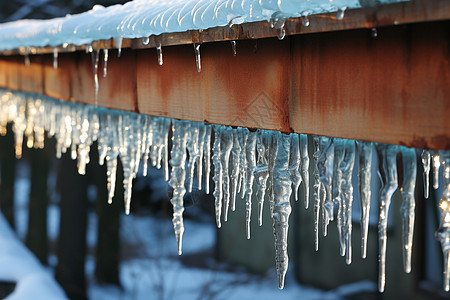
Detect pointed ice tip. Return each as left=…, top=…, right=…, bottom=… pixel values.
left=277, top=275, right=285, bottom=290
left=107, top=199, right=112, bottom=205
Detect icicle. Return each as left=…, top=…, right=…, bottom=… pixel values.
left=230, top=129, right=241, bottom=212
left=272, top=134, right=292, bottom=290
left=288, top=134, right=302, bottom=201
left=76, top=107, right=90, bottom=175
left=53, top=48, right=58, bottom=69
left=140, top=116, right=153, bottom=176
left=221, top=127, right=233, bottom=222
left=150, top=117, right=171, bottom=181
left=12, top=98, right=26, bottom=159
left=341, top=140, right=355, bottom=265
left=421, top=150, right=431, bottom=199
left=169, top=120, right=189, bottom=255
left=244, top=132, right=256, bottom=238
left=24, top=53, right=30, bottom=67
left=238, top=128, right=249, bottom=198
left=194, top=44, right=201, bottom=72
left=114, top=37, right=123, bottom=57
left=212, top=125, right=223, bottom=228
left=334, top=138, right=346, bottom=256
left=204, top=125, right=212, bottom=194
left=267, top=132, right=280, bottom=216
left=436, top=151, right=450, bottom=292
left=317, top=136, right=334, bottom=237
left=156, top=44, right=163, bottom=66
left=255, top=130, right=269, bottom=226
left=91, top=49, right=100, bottom=106
left=434, top=153, right=441, bottom=189
left=186, top=122, right=200, bottom=193
left=300, top=134, right=309, bottom=209
left=356, top=141, right=373, bottom=259
left=400, top=147, right=417, bottom=274
left=270, top=12, right=287, bottom=40
left=312, top=136, right=321, bottom=250
left=337, top=7, right=346, bottom=20
left=196, top=124, right=206, bottom=190
left=230, top=40, right=237, bottom=56
left=103, top=49, right=108, bottom=78
left=376, top=144, right=399, bottom=293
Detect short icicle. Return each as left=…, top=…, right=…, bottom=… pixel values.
left=356, top=140, right=373, bottom=259
left=376, top=144, right=399, bottom=293
left=53, top=48, right=58, bottom=69
left=220, top=126, right=233, bottom=222
left=169, top=120, right=189, bottom=255
left=400, top=146, right=417, bottom=274
left=194, top=44, right=201, bottom=72
left=103, top=49, right=109, bottom=77
left=300, top=134, right=309, bottom=209
left=421, top=150, right=431, bottom=199
left=156, top=44, right=163, bottom=66
left=114, top=37, right=123, bottom=57
left=91, top=48, right=100, bottom=106
left=255, top=129, right=269, bottom=226
left=436, top=151, right=450, bottom=292
left=244, top=131, right=256, bottom=238
left=212, top=125, right=223, bottom=228
left=272, top=133, right=292, bottom=290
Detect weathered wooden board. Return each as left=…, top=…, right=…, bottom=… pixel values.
left=0, top=21, right=448, bottom=150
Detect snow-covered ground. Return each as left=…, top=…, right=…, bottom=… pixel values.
left=10, top=158, right=376, bottom=299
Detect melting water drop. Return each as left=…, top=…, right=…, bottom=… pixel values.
left=371, top=28, right=378, bottom=38
left=301, top=13, right=310, bottom=27
left=270, top=12, right=287, bottom=40
left=337, top=7, right=346, bottom=20
left=156, top=44, right=163, bottom=66
left=103, top=49, right=108, bottom=78
left=53, top=48, right=58, bottom=69
left=230, top=40, right=237, bottom=56
left=142, top=37, right=150, bottom=45
left=194, top=44, right=201, bottom=72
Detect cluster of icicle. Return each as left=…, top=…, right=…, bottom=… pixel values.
left=0, top=89, right=449, bottom=292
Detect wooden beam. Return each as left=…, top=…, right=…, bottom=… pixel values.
left=0, top=21, right=448, bottom=150
left=0, top=0, right=448, bottom=56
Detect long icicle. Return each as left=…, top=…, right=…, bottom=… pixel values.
left=341, top=140, right=355, bottom=265
left=400, top=146, right=417, bottom=274
left=221, top=126, right=233, bottom=222
left=436, top=151, right=450, bottom=292
left=421, top=150, right=431, bottom=199
left=334, top=138, right=346, bottom=256
left=288, top=133, right=302, bottom=201
left=169, top=120, right=189, bottom=255
left=212, top=125, right=223, bottom=228
left=203, top=125, right=212, bottom=194
left=272, top=133, right=292, bottom=290
left=376, top=144, right=399, bottom=293
left=230, top=129, right=241, bottom=212
left=318, top=136, right=334, bottom=237
left=356, top=140, right=373, bottom=259
left=313, top=136, right=322, bottom=251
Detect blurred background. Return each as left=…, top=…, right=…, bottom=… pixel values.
left=0, top=1, right=448, bottom=299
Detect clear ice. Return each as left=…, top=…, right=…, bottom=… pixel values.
left=421, top=150, right=431, bottom=199
left=1, top=88, right=449, bottom=292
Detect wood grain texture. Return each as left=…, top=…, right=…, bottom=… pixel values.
left=0, top=21, right=448, bottom=150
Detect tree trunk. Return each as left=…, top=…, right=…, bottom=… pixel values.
left=25, top=146, right=50, bottom=265
left=94, top=157, right=122, bottom=285
left=55, top=153, right=88, bottom=300
left=0, top=124, right=16, bottom=229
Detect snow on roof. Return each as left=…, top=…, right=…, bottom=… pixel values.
left=0, top=0, right=408, bottom=51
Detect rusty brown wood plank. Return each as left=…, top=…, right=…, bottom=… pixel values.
left=0, top=0, right=448, bottom=56
left=136, top=39, right=291, bottom=132
left=0, top=20, right=448, bottom=150
left=289, top=21, right=450, bottom=150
